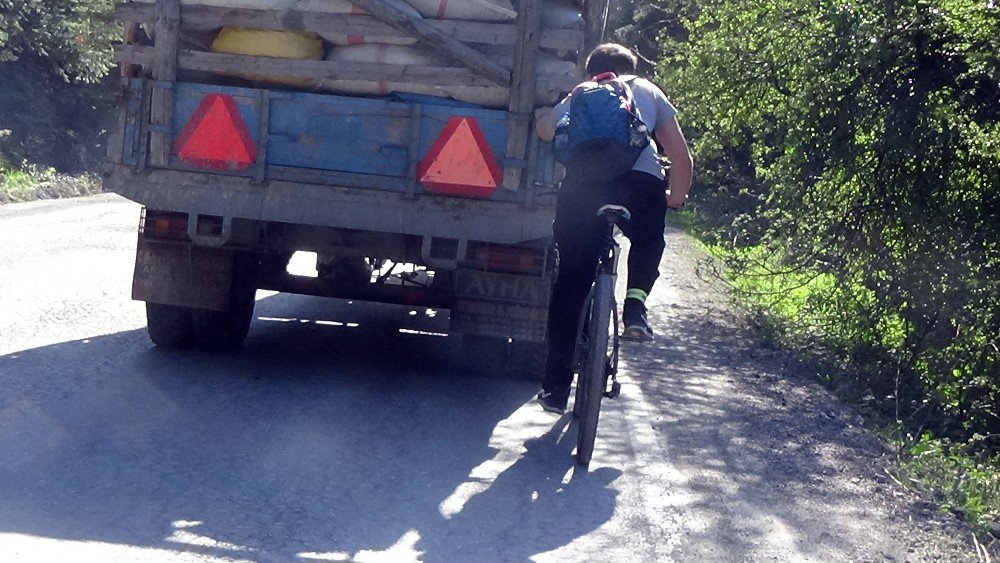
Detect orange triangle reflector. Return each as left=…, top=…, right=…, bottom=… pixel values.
left=418, top=117, right=501, bottom=198
left=174, top=93, right=257, bottom=171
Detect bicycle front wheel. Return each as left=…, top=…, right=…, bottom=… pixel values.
left=576, top=274, right=614, bottom=466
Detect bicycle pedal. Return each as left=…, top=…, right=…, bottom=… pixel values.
left=604, top=381, right=621, bottom=399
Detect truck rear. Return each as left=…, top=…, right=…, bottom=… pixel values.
left=106, top=0, right=609, bottom=375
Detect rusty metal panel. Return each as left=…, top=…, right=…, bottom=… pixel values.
left=132, top=240, right=233, bottom=311
left=450, top=269, right=551, bottom=341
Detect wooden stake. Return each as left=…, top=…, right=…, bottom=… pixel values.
left=502, top=0, right=543, bottom=191
left=150, top=0, right=180, bottom=167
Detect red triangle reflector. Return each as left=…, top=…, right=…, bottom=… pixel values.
left=174, top=93, right=257, bottom=171
left=418, top=117, right=501, bottom=198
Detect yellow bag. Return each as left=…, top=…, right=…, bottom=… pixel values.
left=211, top=28, right=324, bottom=88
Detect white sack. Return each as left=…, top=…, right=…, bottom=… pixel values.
left=321, top=44, right=573, bottom=107
left=541, top=0, right=583, bottom=29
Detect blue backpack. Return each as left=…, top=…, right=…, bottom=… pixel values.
left=552, top=72, right=650, bottom=181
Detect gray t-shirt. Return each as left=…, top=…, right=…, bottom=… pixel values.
left=551, top=76, right=677, bottom=180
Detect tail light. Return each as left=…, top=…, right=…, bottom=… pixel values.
left=141, top=209, right=189, bottom=241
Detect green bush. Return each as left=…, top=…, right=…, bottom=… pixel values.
left=656, top=0, right=999, bottom=455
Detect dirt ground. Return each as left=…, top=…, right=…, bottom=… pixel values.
left=623, top=221, right=997, bottom=560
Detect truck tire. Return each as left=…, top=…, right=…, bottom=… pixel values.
left=146, top=303, right=194, bottom=348
left=191, top=254, right=257, bottom=352
left=191, top=284, right=256, bottom=352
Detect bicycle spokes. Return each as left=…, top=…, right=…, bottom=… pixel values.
left=603, top=306, right=621, bottom=399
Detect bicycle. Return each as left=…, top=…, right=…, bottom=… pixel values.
left=571, top=204, right=629, bottom=466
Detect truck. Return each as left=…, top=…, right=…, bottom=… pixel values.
left=106, top=0, right=609, bottom=376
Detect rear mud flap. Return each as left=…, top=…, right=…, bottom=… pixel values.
left=132, top=239, right=234, bottom=311
left=450, top=269, right=551, bottom=342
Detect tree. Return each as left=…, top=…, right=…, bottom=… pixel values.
left=658, top=0, right=999, bottom=448
left=0, top=0, right=117, bottom=83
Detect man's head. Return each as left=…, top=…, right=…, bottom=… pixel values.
left=585, top=43, right=638, bottom=77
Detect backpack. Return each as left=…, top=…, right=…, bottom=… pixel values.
left=552, top=72, right=651, bottom=181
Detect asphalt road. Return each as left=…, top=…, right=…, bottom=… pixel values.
left=0, top=194, right=978, bottom=562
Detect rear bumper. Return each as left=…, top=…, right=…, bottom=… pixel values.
left=105, top=165, right=555, bottom=245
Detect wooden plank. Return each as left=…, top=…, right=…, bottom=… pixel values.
left=115, top=45, right=575, bottom=93
left=502, top=0, right=543, bottom=190
left=116, top=45, right=492, bottom=86
left=115, top=2, right=583, bottom=52
left=189, top=49, right=499, bottom=86
left=325, top=0, right=510, bottom=86
left=109, top=21, right=141, bottom=167
left=150, top=0, right=180, bottom=167
left=137, top=81, right=153, bottom=172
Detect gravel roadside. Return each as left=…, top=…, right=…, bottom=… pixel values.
left=626, top=223, right=992, bottom=561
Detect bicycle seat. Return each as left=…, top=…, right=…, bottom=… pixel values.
left=596, top=205, right=631, bottom=224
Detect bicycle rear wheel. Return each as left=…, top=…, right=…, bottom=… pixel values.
left=576, top=275, right=614, bottom=466
left=572, top=286, right=596, bottom=420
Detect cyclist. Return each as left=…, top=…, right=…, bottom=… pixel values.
left=534, top=43, right=693, bottom=413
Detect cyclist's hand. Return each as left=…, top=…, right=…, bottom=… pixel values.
left=666, top=191, right=687, bottom=210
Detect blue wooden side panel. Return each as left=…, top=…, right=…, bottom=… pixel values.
left=120, top=81, right=144, bottom=166
left=119, top=80, right=555, bottom=196
left=267, top=96, right=412, bottom=177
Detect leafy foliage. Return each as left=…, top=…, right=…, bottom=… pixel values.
left=0, top=56, right=115, bottom=172
left=898, top=433, right=1000, bottom=532
left=653, top=0, right=999, bottom=458
left=0, top=0, right=117, bottom=174
left=0, top=0, right=117, bottom=83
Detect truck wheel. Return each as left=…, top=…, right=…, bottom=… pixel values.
left=146, top=303, right=194, bottom=348
left=191, top=254, right=257, bottom=352
left=508, top=340, right=548, bottom=381
left=191, top=284, right=256, bottom=352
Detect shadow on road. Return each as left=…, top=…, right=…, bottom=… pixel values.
left=619, top=283, right=945, bottom=561
left=0, top=293, right=620, bottom=561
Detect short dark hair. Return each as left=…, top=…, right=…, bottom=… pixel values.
left=585, top=43, right=638, bottom=76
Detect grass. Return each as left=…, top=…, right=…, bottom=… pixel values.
left=0, top=160, right=103, bottom=204
left=894, top=432, right=1000, bottom=536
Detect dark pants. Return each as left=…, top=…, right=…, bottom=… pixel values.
left=542, top=170, right=667, bottom=400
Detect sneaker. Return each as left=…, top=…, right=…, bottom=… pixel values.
left=536, top=391, right=567, bottom=414
left=621, top=299, right=654, bottom=342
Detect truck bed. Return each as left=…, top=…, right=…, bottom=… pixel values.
left=106, top=79, right=558, bottom=243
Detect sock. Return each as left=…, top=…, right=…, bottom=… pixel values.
left=625, top=288, right=648, bottom=304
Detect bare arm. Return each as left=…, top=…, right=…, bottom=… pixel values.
left=534, top=106, right=561, bottom=141
left=656, top=115, right=693, bottom=209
